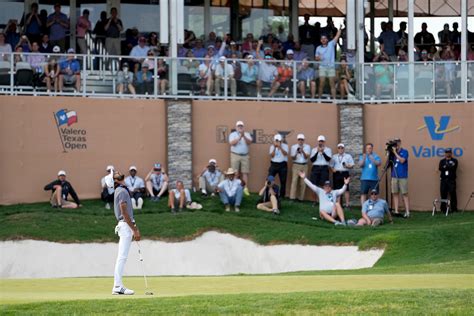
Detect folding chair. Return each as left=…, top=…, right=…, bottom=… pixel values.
left=432, top=198, right=450, bottom=216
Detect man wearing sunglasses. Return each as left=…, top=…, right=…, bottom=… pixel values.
left=357, top=189, right=393, bottom=226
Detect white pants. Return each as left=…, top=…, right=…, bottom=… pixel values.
left=114, top=221, right=133, bottom=287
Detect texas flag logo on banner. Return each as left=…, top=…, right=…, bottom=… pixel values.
left=55, top=109, right=78, bottom=126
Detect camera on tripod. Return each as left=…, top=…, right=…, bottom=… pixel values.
left=385, top=138, right=399, bottom=159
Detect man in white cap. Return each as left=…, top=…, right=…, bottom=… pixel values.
left=309, top=135, right=333, bottom=188
left=145, top=163, right=169, bottom=202
left=214, top=56, right=236, bottom=97
left=290, top=133, right=311, bottom=202
left=44, top=170, right=81, bottom=209
left=198, top=159, right=223, bottom=197
left=101, top=165, right=115, bottom=209
left=125, top=166, right=145, bottom=210
left=228, top=120, right=252, bottom=196
left=112, top=170, right=140, bottom=295
left=217, top=168, right=244, bottom=212
left=331, top=143, right=354, bottom=209
left=268, top=134, right=289, bottom=198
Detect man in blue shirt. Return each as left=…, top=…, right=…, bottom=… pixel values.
left=58, top=48, right=81, bottom=93
left=358, top=143, right=382, bottom=206
left=357, top=189, right=393, bottom=226
left=315, top=27, right=341, bottom=100
left=46, top=3, right=69, bottom=51
left=390, top=138, right=410, bottom=217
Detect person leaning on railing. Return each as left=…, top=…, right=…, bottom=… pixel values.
left=58, top=48, right=81, bottom=93
left=239, top=54, right=258, bottom=96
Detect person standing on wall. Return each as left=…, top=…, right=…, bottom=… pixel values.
left=439, top=148, right=458, bottom=212
left=268, top=134, right=289, bottom=198
left=228, top=120, right=252, bottom=196
left=391, top=138, right=410, bottom=218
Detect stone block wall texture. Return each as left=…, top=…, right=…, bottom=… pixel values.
left=167, top=100, right=193, bottom=190
left=338, top=104, right=364, bottom=205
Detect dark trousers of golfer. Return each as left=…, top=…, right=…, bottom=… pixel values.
left=113, top=181, right=140, bottom=295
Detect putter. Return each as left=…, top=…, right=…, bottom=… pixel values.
left=136, top=241, right=154, bottom=295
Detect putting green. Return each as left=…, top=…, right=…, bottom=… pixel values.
left=1, top=274, right=473, bottom=305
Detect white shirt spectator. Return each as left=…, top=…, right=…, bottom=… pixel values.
left=171, top=188, right=192, bottom=203
left=269, top=143, right=289, bottom=163
left=202, top=169, right=222, bottom=187
left=304, top=178, right=347, bottom=212
left=215, top=63, right=234, bottom=79
left=130, top=45, right=150, bottom=58
left=101, top=176, right=114, bottom=195
left=125, top=175, right=145, bottom=192
left=331, top=153, right=354, bottom=171
left=291, top=144, right=311, bottom=164
left=198, top=63, right=211, bottom=78
left=218, top=178, right=242, bottom=197
left=258, top=61, right=278, bottom=83
left=229, top=131, right=252, bottom=155
left=310, top=147, right=333, bottom=166
left=150, top=173, right=166, bottom=191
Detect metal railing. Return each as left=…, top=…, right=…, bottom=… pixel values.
left=0, top=52, right=472, bottom=103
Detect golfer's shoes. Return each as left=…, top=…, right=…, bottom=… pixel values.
left=112, top=286, right=134, bottom=295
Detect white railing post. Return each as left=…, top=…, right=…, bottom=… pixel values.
left=10, top=52, right=14, bottom=94
left=292, top=60, right=297, bottom=102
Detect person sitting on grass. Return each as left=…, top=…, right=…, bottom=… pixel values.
left=256, top=175, right=281, bottom=215
left=198, top=158, right=223, bottom=197
left=217, top=168, right=244, bottom=212
left=298, top=171, right=349, bottom=226
left=100, top=165, right=115, bottom=209
left=169, top=180, right=203, bottom=213
left=44, top=170, right=81, bottom=209
left=145, top=163, right=168, bottom=202
left=357, top=189, right=393, bottom=227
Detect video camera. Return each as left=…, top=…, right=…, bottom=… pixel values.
left=385, top=138, right=399, bottom=160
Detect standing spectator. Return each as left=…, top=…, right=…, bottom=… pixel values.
left=129, top=36, right=150, bottom=73
left=320, top=17, right=338, bottom=41
left=357, top=190, right=393, bottom=226
left=217, top=168, right=244, bottom=212
left=276, top=24, right=287, bottom=43
left=309, top=135, right=332, bottom=187
left=268, top=61, right=292, bottom=98
left=331, top=143, right=354, bottom=208
left=116, top=62, right=136, bottom=95
left=359, top=143, right=382, bottom=205
left=20, top=2, right=42, bottom=45
left=5, top=20, right=20, bottom=49
left=390, top=139, right=410, bottom=218
left=125, top=166, right=146, bottom=210
left=440, top=44, right=456, bottom=98
left=134, top=63, right=153, bottom=95
left=47, top=3, right=69, bottom=51
left=438, top=23, right=451, bottom=46
left=450, top=22, right=461, bottom=45
left=228, top=120, right=252, bottom=196
left=268, top=134, right=289, bottom=198
left=39, top=9, right=48, bottom=36
left=93, top=11, right=108, bottom=46
left=299, top=14, right=315, bottom=59
left=315, top=27, right=342, bottom=100
left=283, top=34, right=295, bottom=54
left=378, top=21, right=399, bottom=61
left=256, top=40, right=278, bottom=98
left=198, top=159, right=223, bottom=196
left=44, top=170, right=81, bottom=209
left=145, top=163, right=169, bottom=202
left=58, top=48, right=81, bottom=93
left=214, top=56, right=236, bottom=97
left=104, top=7, right=123, bottom=56
left=414, top=23, right=435, bottom=53
left=289, top=133, right=311, bottom=202
left=239, top=55, right=258, bottom=96
left=0, top=33, right=12, bottom=61
left=439, top=149, right=458, bottom=212
left=297, top=58, right=316, bottom=99
left=101, top=165, right=115, bottom=209
left=76, top=9, right=91, bottom=54
left=396, top=21, right=408, bottom=53
left=257, top=175, right=281, bottom=215
left=39, top=34, right=53, bottom=53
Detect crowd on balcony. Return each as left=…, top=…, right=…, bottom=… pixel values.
left=1, top=3, right=474, bottom=99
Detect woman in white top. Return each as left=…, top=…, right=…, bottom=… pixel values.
left=0, top=33, right=12, bottom=61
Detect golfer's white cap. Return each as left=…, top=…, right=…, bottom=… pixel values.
left=129, top=165, right=137, bottom=171
left=106, top=165, right=114, bottom=171
left=236, top=120, right=244, bottom=126
left=297, top=133, right=305, bottom=140
left=209, top=159, right=217, bottom=165
left=317, top=135, right=326, bottom=142
left=57, top=170, right=66, bottom=176
left=337, top=143, right=345, bottom=148
left=274, top=134, right=282, bottom=141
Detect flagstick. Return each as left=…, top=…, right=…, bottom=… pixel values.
left=53, top=112, right=67, bottom=153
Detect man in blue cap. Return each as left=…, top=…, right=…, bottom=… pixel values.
left=145, top=163, right=169, bottom=202
left=256, top=175, right=281, bottom=215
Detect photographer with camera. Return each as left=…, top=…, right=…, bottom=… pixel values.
left=390, top=138, right=410, bottom=218
left=256, top=175, right=281, bottom=215
left=309, top=135, right=332, bottom=187
left=331, top=143, right=354, bottom=209
left=358, top=143, right=382, bottom=205
left=289, top=134, right=311, bottom=202
left=439, top=148, right=458, bottom=212
left=198, top=159, right=223, bottom=197
left=268, top=134, right=289, bottom=198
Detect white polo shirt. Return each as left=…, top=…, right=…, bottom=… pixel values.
left=290, top=143, right=311, bottom=164
left=150, top=173, right=166, bottom=191
left=218, top=178, right=242, bottom=197
left=269, top=143, right=289, bottom=163
left=101, top=176, right=114, bottom=195
left=229, top=131, right=252, bottom=155
left=125, top=175, right=145, bottom=192
left=310, top=147, right=333, bottom=166
left=171, top=188, right=191, bottom=203
left=331, top=153, right=354, bottom=172
left=202, top=169, right=222, bottom=187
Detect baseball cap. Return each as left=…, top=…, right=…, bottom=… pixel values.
left=274, top=134, right=282, bottom=141
left=219, top=56, right=226, bottom=62
left=297, top=133, right=305, bottom=140
left=318, top=135, right=326, bottom=142
left=207, top=45, right=215, bottom=50
left=337, top=143, right=345, bottom=148
left=57, top=170, right=66, bottom=176
left=122, top=62, right=129, bottom=67
left=267, top=175, right=275, bottom=182
left=106, top=165, right=114, bottom=171
left=52, top=45, right=61, bottom=53
left=445, top=148, right=452, bottom=153
left=129, top=165, right=137, bottom=171
left=246, top=55, right=254, bottom=60
left=67, top=48, right=75, bottom=54
left=264, top=46, right=272, bottom=51
left=286, top=49, right=294, bottom=55
left=230, top=41, right=236, bottom=45
left=236, top=120, right=244, bottom=126
left=154, top=163, right=162, bottom=170
left=323, top=180, right=332, bottom=186
left=209, top=159, right=217, bottom=165
left=370, top=189, right=378, bottom=194
left=141, top=63, right=149, bottom=68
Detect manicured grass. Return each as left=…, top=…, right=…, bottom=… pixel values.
left=2, top=288, right=473, bottom=315
left=1, top=196, right=473, bottom=274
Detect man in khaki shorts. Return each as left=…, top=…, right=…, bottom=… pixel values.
left=44, top=170, right=81, bottom=209
left=228, top=120, right=252, bottom=195
left=289, top=133, right=311, bottom=202
left=390, top=138, right=410, bottom=218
